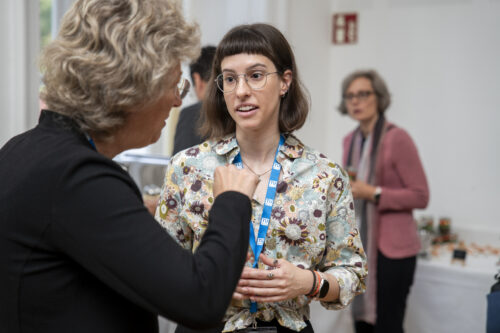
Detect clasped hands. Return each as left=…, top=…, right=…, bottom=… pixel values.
left=233, top=254, right=311, bottom=303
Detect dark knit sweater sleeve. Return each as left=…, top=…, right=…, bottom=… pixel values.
left=51, top=156, right=251, bottom=328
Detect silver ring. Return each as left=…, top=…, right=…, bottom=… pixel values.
left=267, top=272, right=274, bottom=280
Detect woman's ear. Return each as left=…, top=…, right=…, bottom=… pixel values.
left=280, top=69, right=292, bottom=97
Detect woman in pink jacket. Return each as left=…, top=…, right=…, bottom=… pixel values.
left=339, top=69, right=429, bottom=333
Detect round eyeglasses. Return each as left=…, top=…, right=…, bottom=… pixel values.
left=176, top=78, right=190, bottom=100
left=215, top=71, right=279, bottom=93
left=343, top=90, right=374, bottom=103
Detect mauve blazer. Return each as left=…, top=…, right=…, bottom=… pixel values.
left=342, top=123, right=430, bottom=258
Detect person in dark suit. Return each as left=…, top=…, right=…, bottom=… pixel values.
left=0, top=1, right=258, bottom=333
left=172, top=46, right=216, bottom=155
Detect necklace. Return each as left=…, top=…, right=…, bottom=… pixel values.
left=241, top=160, right=272, bottom=179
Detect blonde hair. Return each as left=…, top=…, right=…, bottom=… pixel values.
left=40, top=0, right=200, bottom=138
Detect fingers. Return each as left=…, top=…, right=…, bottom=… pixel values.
left=238, top=277, right=283, bottom=288
left=236, top=278, right=294, bottom=302
left=239, top=256, right=282, bottom=280
left=239, top=266, right=254, bottom=278
left=243, top=286, right=289, bottom=301
left=234, top=283, right=275, bottom=300
left=240, top=267, right=280, bottom=280
left=232, top=291, right=249, bottom=300
left=233, top=291, right=288, bottom=303
left=213, top=165, right=259, bottom=199
left=259, top=254, right=280, bottom=268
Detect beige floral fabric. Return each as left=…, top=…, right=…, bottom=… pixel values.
left=155, top=134, right=367, bottom=332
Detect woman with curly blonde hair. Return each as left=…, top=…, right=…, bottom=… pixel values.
left=0, top=1, right=259, bottom=332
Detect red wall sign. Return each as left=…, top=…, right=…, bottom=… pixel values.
left=332, top=13, right=358, bottom=44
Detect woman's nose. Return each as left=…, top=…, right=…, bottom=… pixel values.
left=235, top=75, right=251, bottom=97
left=350, top=96, right=361, bottom=105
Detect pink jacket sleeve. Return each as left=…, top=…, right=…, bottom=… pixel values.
left=377, top=128, right=429, bottom=211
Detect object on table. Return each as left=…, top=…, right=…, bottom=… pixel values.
left=418, top=215, right=434, bottom=232
left=418, top=228, right=433, bottom=258
left=433, top=233, right=458, bottom=244
left=451, top=241, right=467, bottom=266
left=438, top=217, right=451, bottom=236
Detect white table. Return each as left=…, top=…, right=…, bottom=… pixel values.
left=404, top=251, right=498, bottom=333
left=309, top=250, right=499, bottom=333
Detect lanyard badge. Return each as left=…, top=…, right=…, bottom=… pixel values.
left=233, top=135, right=285, bottom=313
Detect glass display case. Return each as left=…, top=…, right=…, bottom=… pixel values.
left=113, top=152, right=169, bottom=196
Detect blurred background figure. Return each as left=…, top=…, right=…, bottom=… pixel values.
left=487, top=272, right=500, bottom=333
left=338, top=69, right=429, bottom=333
left=172, top=45, right=216, bottom=155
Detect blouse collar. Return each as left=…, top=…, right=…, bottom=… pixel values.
left=212, top=133, right=305, bottom=164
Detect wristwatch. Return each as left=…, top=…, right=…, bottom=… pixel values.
left=373, top=186, right=382, bottom=205
left=317, top=273, right=330, bottom=299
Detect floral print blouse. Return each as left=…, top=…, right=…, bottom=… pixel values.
left=155, top=133, right=367, bottom=332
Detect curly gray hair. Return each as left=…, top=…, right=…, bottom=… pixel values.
left=40, top=0, right=200, bottom=138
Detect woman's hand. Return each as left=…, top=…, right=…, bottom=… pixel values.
left=232, top=254, right=313, bottom=303
left=350, top=180, right=376, bottom=201
left=213, top=165, right=259, bottom=200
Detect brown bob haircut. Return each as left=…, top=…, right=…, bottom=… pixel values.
left=337, top=69, right=391, bottom=115
left=200, top=23, right=310, bottom=139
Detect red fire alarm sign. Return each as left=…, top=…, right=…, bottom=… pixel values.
left=332, top=13, right=358, bottom=44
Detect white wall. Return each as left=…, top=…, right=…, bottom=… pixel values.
left=287, top=0, right=332, bottom=154
left=0, top=1, right=39, bottom=147
left=322, top=0, right=500, bottom=232
left=184, top=0, right=288, bottom=46
left=180, top=0, right=500, bottom=233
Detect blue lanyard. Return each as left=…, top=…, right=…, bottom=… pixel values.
left=84, top=132, right=96, bottom=150
left=232, top=135, right=285, bottom=313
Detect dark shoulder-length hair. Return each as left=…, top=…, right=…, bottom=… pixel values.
left=337, top=69, right=391, bottom=115
left=200, top=23, right=310, bottom=140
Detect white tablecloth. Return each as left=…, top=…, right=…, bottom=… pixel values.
left=404, top=252, right=498, bottom=333
left=309, top=251, right=499, bottom=333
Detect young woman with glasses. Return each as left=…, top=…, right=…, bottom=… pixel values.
left=338, top=69, right=430, bottom=333
left=155, top=23, right=367, bottom=333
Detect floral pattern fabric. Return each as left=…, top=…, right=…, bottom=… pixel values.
left=155, top=134, right=367, bottom=332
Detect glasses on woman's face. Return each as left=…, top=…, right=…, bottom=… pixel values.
left=344, top=90, right=374, bottom=103
left=176, top=78, right=190, bottom=99
left=215, top=70, right=279, bottom=93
